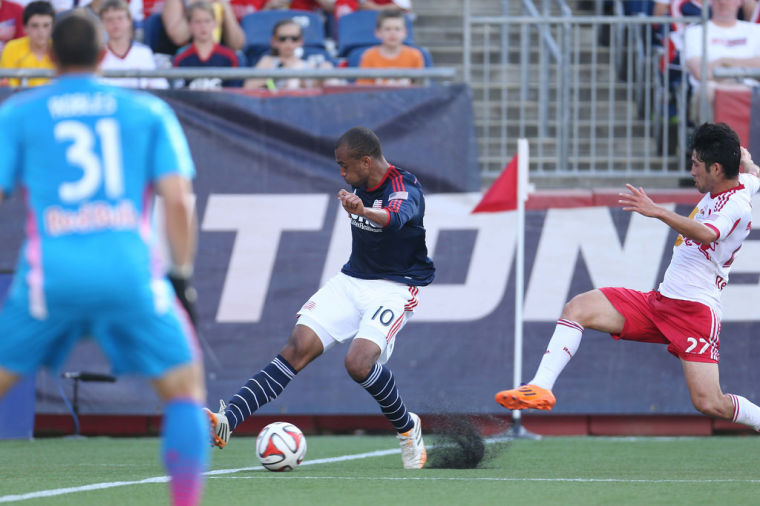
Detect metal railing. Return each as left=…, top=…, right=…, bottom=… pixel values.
left=464, top=2, right=707, bottom=183
left=0, top=67, right=457, bottom=85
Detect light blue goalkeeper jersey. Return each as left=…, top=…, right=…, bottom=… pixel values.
left=0, top=75, right=194, bottom=318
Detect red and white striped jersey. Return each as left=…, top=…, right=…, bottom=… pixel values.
left=659, top=172, right=760, bottom=317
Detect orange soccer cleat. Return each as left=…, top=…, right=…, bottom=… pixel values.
left=495, top=384, right=556, bottom=411
left=204, top=400, right=230, bottom=449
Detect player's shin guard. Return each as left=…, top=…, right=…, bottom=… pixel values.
left=357, top=363, right=414, bottom=433
left=162, top=399, right=208, bottom=506
left=728, top=394, right=760, bottom=431
left=530, top=319, right=584, bottom=390
left=225, top=355, right=297, bottom=431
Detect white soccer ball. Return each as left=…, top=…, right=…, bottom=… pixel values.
left=256, top=421, right=307, bottom=472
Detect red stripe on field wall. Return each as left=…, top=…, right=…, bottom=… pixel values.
left=525, top=189, right=701, bottom=211
left=32, top=414, right=755, bottom=437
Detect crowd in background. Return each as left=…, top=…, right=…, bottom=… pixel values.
left=0, top=0, right=426, bottom=89
left=620, top=0, right=760, bottom=120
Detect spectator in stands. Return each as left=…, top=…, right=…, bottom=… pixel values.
left=0, top=0, right=24, bottom=54
left=356, top=9, right=422, bottom=86
left=335, top=0, right=409, bottom=14
left=173, top=1, right=241, bottom=88
left=683, top=0, right=760, bottom=118
left=226, top=0, right=332, bottom=20
left=290, top=0, right=334, bottom=12
left=100, top=0, right=169, bottom=89
left=0, top=1, right=53, bottom=87
left=162, top=0, right=246, bottom=51
left=244, top=17, right=334, bottom=90
left=742, top=0, right=760, bottom=21
left=75, top=0, right=109, bottom=43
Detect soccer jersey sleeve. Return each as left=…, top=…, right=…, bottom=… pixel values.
left=384, top=183, right=420, bottom=231
left=703, top=197, right=747, bottom=242
left=740, top=172, right=760, bottom=196
left=149, top=99, right=195, bottom=182
left=0, top=100, right=21, bottom=195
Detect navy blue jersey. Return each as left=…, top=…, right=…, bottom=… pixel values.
left=341, top=165, right=435, bottom=286
left=173, top=43, right=241, bottom=87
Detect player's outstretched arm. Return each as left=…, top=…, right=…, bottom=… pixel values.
left=740, top=147, right=760, bottom=177
left=619, top=184, right=717, bottom=244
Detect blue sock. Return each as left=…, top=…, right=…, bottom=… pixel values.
left=225, top=354, right=297, bottom=431
left=161, top=399, right=208, bottom=506
left=358, top=363, right=414, bottom=433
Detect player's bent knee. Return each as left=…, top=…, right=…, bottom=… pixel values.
left=344, top=353, right=373, bottom=382
left=691, top=395, right=731, bottom=419
left=280, top=326, right=324, bottom=372
left=561, top=293, right=592, bottom=323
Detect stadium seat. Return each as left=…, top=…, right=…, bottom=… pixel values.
left=346, top=44, right=433, bottom=68
left=241, top=10, right=327, bottom=65
left=337, top=10, right=414, bottom=57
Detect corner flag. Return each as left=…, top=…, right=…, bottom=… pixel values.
left=471, top=139, right=537, bottom=438
left=471, top=154, right=518, bottom=213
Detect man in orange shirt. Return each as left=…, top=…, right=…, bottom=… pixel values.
left=357, top=9, right=422, bottom=85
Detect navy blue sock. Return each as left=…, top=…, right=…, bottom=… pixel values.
left=225, top=355, right=296, bottom=432
left=357, top=363, right=414, bottom=433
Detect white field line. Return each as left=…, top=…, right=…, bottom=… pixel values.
left=2, top=437, right=758, bottom=502
left=210, top=476, right=760, bottom=484
left=0, top=447, right=400, bottom=503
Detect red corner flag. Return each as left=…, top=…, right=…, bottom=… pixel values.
left=471, top=153, right=518, bottom=213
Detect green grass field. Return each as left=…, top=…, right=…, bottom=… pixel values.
left=1, top=435, right=759, bottom=505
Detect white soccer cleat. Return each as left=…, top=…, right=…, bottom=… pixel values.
left=397, top=412, right=427, bottom=469
left=204, top=399, right=230, bottom=449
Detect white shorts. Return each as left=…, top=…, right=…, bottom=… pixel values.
left=296, top=273, right=421, bottom=364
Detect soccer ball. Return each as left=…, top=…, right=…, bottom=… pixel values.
left=256, top=421, right=307, bottom=472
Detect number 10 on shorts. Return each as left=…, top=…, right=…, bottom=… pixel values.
left=371, top=306, right=395, bottom=327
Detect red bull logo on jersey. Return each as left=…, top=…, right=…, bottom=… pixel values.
left=44, top=201, right=138, bottom=236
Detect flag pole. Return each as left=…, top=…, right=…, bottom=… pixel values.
left=506, top=138, right=540, bottom=439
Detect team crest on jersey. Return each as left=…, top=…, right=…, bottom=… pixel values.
left=373, top=200, right=383, bottom=209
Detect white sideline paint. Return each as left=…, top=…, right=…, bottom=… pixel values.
left=210, top=476, right=760, bottom=484
left=0, top=447, right=401, bottom=503
left=3, top=441, right=760, bottom=502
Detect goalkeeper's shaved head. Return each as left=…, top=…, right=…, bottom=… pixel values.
left=52, top=14, right=103, bottom=70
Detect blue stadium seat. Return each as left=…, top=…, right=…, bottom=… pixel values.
left=346, top=44, right=433, bottom=68
left=337, top=10, right=414, bottom=57
left=241, top=10, right=326, bottom=65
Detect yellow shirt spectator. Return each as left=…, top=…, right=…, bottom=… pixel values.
left=0, top=36, right=53, bottom=87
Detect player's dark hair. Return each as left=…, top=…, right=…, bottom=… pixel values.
left=337, top=127, right=383, bottom=160
left=690, top=122, right=741, bottom=178
left=52, top=14, right=102, bottom=68
left=377, top=9, right=404, bottom=28
left=23, top=0, right=55, bottom=26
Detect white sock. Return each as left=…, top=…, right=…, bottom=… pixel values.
left=728, top=394, right=760, bottom=431
left=530, top=319, right=583, bottom=391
